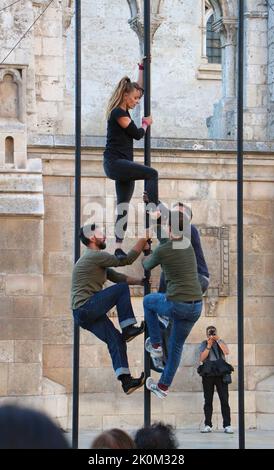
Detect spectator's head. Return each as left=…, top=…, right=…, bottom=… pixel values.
left=79, top=224, right=106, bottom=250
left=0, top=404, right=69, bottom=449
left=206, top=325, right=217, bottom=337
left=91, top=428, right=135, bottom=449
left=135, top=422, right=178, bottom=449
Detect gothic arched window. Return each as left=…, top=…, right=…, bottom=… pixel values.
left=206, top=14, right=221, bottom=64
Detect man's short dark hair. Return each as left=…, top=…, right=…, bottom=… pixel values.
left=178, top=202, right=193, bottom=220
left=79, top=223, right=97, bottom=247
left=168, top=210, right=184, bottom=236
left=135, top=422, right=178, bottom=450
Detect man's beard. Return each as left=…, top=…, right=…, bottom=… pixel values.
left=96, top=240, right=106, bottom=250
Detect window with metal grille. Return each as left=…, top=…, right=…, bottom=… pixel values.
left=206, top=15, right=221, bottom=64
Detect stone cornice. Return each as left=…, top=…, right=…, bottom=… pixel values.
left=0, top=172, right=44, bottom=216
left=28, top=147, right=274, bottom=184
left=244, top=11, right=268, bottom=19
left=27, top=134, right=274, bottom=154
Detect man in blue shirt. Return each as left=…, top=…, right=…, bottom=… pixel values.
left=159, top=202, right=209, bottom=294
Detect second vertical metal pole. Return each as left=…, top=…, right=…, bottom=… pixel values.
left=237, top=0, right=245, bottom=450
left=144, top=0, right=151, bottom=427
left=72, top=0, right=81, bottom=449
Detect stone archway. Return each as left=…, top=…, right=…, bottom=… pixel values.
left=0, top=73, right=19, bottom=120
left=127, top=0, right=140, bottom=18
left=209, top=0, right=223, bottom=20
left=209, top=0, right=238, bottom=20
left=127, top=0, right=163, bottom=16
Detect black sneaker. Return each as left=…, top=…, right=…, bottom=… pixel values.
left=122, top=373, right=145, bottom=395
left=114, top=248, right=128, bottom=261
left=122, top=321, right=145, bottom=343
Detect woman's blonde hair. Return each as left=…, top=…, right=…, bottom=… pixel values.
left=106, top=76, right=144, bottom=119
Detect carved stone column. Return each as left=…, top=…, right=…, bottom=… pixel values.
left=207, top=19, right=237, bottom=139
left=244, top=7, right=268, bottom=141
left=127, top=0, right=164, bottom=53
left=268, top=0, right=274, bottom=139
left=221, top=21, right=237, bottom=99
left=62, top=0, right=74, bottom=31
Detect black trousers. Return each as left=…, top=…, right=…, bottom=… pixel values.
left=104, top=157, right=158, bottom=242
left=202, top=376, right=231, bottom=428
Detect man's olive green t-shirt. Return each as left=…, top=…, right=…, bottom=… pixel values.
left=71, top=249, right=139, bottom=310
left=143, top=239, right=202, bottom=302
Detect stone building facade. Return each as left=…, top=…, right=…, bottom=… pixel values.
left=0, top=0, right=274, bottom=432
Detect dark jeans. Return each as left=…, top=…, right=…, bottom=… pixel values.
left=73, top=283, right=136, bottom=378
left=143, top=293, right=202, bottom=387
left=104, top=157, right=158, bottom=242
left=202, top=375, right=231, bottom=428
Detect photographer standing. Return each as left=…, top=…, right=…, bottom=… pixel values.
left=199, top=326, right=233, bottom=434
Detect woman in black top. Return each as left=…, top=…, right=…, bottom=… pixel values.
left=103, top=64, right=158, bottom=259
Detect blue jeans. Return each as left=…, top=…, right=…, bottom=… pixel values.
left=143, top=293, right=202, bottom=387
left=73, top=283, right=136, bottom=378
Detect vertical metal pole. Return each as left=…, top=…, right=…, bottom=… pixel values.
left=144, top=0, right=151, bottom=427
left=72, top=0, right=81, bottom=449
left=237, top=0, right=245, bottom=450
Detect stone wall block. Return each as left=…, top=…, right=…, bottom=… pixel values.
left=6, top=274, right=43, bottom=296
left=8, top=364, right=42, bottom=396
left=43, top=319, right=73, bottom=345
left=43, top=275, right=71, bottom=297
left=0, top=219, right=43, bottom=250
left=43, top=344, right=72, bottom=369
left=0, top=318, right=41, bottom=340
left=15, top=340, right=42, bottom=363
left=0, top=364, right=8, bottom=396
left=0, top=250, right=43, bottom=273
left=43, top=177, right=71, bottom=196
left=0, top=341, right=14, bottom=363
left=246, top=366, right=274, bottom=391
left=84, top=368, right=121, bottom=393
left=13, top=296, right=43, bottom=318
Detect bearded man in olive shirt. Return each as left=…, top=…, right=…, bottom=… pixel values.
left=143, top=211, right=203, bottom=399
left=71, top=223, right=149, bottom=395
